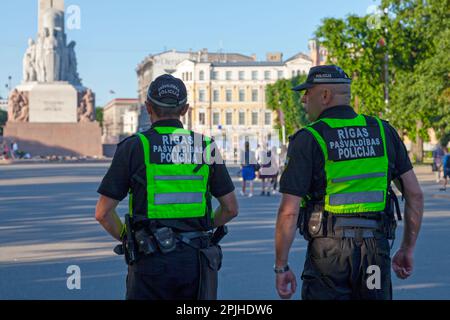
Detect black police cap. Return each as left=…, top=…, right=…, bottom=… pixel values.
left=292, top=65, right=352, bottom=91
left=147, top=74, right=188, bottom=108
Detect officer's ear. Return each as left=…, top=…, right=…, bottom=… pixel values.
left=145, top=101, right=154, bottom=116
left=321, top=88, right=333, bottom=105
left=180, top=103, right=190, bottom=116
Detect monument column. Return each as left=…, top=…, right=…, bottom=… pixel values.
left=38, top=0, right=65, bottom=36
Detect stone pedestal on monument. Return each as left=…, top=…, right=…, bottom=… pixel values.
left=4, top=82, right=102, bottom=157
left=4, top=122, right=102, bottom=157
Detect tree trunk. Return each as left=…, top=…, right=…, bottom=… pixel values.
left=354, top=95, right=359, bottom=113
left=412, top=120, right=424, bottom=163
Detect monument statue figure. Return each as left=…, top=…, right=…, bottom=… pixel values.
left=23, top=39, right=37, bottom=82
left=35, top=33, right=46, bottom=82
left=22, top=1, right=82, bottom=86
left=66, top=41, right=81, bottom=86
left=43, top=28, right=60, bottom=82
left=41, top=7, right=64, bottom=82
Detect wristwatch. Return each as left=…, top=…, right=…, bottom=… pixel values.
left=273, top=264, right=290, bottom=274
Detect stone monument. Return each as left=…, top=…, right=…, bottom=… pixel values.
left=4, top=0, right=102, bottom=157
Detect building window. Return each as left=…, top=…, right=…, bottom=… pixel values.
left=199, top=112, right=206, bottom=125
left=226, top=90, right=232, bottom=102
left=226, top=112, right=233, bottom=125
left=213, top=112, right=220, bottom=125
left=199, top=90, right=205, bottom=102
left=239, top=71, right=245, bottom=80
left=239, top=112, right=245, bottom=125
left=226, top=71, right=232, bottom=80
left=212, top=71, right=219, bottom=80
left=252, top=71, right=258, bottom=80
left=213, top=90, right=219, bottom=102
left=264, top=71, right=271, bottom=80
left=292, top=70, right=295, bottom=77
left=252, top=89, right=258, bottom=102
left=252, top=112, right=258, bottom=125
left=199, top=70, right=205, bottom=81
left=239, top=89, right=245, bottom=102
left=265, top=112, right=272, bottom=125
left=277, top=70, right=284, bottom=79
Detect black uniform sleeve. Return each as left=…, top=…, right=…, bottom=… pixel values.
left=384, top=122, right=413, bottom=179
left=97, top=139, right=134, bottom=201
left=208, top=142, right=235, bottom=198
left=279, top=130, right=320, bottom=198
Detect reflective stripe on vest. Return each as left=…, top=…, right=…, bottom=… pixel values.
left=131, top=129, right=211, bottom=219
left=305, top=115, right=389, bottom=214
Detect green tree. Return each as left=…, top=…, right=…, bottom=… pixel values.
left=315, top=16, right=387, bottom=116
left=266, top=75, right=308, bottom=138
left=96, top=107, right=103, bottom=128
left=381, top=0, right=450, bottom=159
left=314, top=0, right=450, bottom=161
left=0, top=110, right=7, bottom=136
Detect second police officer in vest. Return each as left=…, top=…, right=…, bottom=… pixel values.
left=95, top=74, right=238, bottom=300
left=274, top=65, right=424, bottom=300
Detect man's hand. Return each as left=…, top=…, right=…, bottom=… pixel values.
left=275, top=194, right=301, bottom=299
left=392, top=247, right=414, bottom=279
left=276, top=270, right=297, bottom=299
left=391, top=169, right=423, bottom=280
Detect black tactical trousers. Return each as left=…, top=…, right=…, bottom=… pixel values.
left=301, top=236, right=392, bottom=300
left=126, top=241, right=201, bottom=300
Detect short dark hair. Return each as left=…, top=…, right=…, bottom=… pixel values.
left=148, top=101, right=185, bottom=118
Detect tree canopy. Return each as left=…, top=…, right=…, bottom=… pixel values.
left=313, top=0, right=449, bottom=159
left=266, top=75, right=309, bottom=138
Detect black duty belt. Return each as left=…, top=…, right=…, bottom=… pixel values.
left=177, top=231, right=213, bottom=245
left=321, top=216, right=384, bottom=240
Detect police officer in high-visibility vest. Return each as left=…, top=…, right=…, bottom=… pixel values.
left=96, top=74, right=238, bottom=300
left=274, top=65, right=424, bottom=300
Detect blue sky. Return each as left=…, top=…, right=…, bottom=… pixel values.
left=0, top=0, right=379, bottom=106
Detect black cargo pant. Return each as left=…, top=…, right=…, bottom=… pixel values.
left=126, top=238, right=206, bottom=300
left=301, top=236, right=392, bottom=300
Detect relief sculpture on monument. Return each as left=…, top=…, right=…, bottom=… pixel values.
left=8, top=89, right=30, bottom=123
left=78, top=89, right=96, bottom=123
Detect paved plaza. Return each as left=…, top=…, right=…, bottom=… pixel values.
left=0, top=163, right=449, bottom=300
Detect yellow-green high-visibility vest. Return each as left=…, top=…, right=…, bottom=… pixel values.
left=305, top=114, right=389, bottom=214
left=129, top=127, right=212, bottom=220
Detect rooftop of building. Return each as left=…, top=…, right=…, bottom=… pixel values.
left=211, top=61, right=286, bottom=68
left=285, top=52, right=312, bottom=63
left=137, top=49, right=255, bottom=70
left=103, top=98, right=140, bottom=110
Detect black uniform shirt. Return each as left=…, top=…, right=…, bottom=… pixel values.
left=279, top=105, right=413, bottom=200
left=97, top=119, right=235, bottom=231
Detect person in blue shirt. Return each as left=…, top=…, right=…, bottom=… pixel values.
left=441, top=148, right=450, bottom=191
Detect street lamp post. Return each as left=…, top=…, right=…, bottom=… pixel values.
left=382, top=8, right=389, bottom=107
left=209, top=65, right=213, bottom=134
left=278, top=101, right=286, bottom=147
left=5, top=76, right=12, bottom=100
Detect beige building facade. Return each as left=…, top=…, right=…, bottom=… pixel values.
left=173, top=54, right=312, bottom=159
left=0, top=99, right=8, bottom=112
left=136, top=49, right=314, bottom=159
left=102, top=98, right=140, bottom=143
